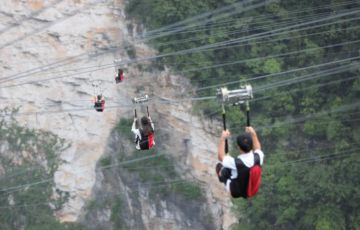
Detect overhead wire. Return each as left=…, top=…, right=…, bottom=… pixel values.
left=142, top=10, right=360, bottom=61
left=0, top=0, right=268, bottom=82
left=1, top=6, right=358, bottom=87
left=0, top=0, right=358, bottom=212
left=0, top=129, right=172, bottom=188
left=254, top=63, right=358, bottom=93
left=249, top=76, right=360, bottom=104
left=0, top=0, right=112, bottom=50
left=0, top=90, right=359, bottom=183
left=140, top=0, right=276, bottom=40
left=195, top=56, right=360, bottom=91
left=150, top=7, right=358, bottom=48
left=179, top=40, right=360, bottom=74
left=144, top=0, right=358, bottom=37
left=230, top=102, right=360, bottom=131
left=0, top=0, right=66, bottom=36
left=0, top=57, right=357, bottom=117
left=0, top=179, right=192, bottom=210
left=2, top=3, right=352, bottom=61
left=0, top=122, right=185, bottom=196
left=0, top=152, right=166, bottom=194
left=1, top=39, right=358, bottom=89
left=0, top=147, right=358, bottom=210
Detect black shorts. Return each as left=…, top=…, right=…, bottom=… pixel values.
left=216, top=163, right=231, bottom=185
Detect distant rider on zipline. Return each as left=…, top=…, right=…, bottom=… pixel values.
left=93, top=95, right=105, bottom=112
left=131, top=115, right=155, bottom=150
left=216, top=126, right=264, bottom=198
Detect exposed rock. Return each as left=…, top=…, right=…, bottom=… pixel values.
left=0, top=0, right=238, bottom=228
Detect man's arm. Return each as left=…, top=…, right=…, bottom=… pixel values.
left=149, top=116, right=154, bottom=130
left=246, top=126, right=261, bottom=151
left=131, top=118, right=138, bottom=134
left=218, top=130, right=230, bottom=161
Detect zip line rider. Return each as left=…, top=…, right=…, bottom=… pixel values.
left=115, top=68, right=124, bottom=83
left=93, top=95, right=105, bottom=112
left=131, top=114, right=155, bottom=150
left=216, top=126, right=264, bottom=198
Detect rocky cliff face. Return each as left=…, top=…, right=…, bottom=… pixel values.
left=0, top=0, right=236, bottom=228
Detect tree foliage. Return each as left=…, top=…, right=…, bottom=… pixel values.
left=0, top=111, right=84, bottom=229
left=126, top=0, right=360, bottom=229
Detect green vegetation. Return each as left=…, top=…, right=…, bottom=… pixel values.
left=0, top=110, right=84, bottom=229
left=123, top=148, right=204, bottom=200
left=112, top=116, right=204, bottom=199
left=99, top=155, right=112, bottom=167
left=111, top=196, right=126, bottom=230
left=171, top=181, right=203, bottom=200
left=114, top=118, right=134, bottom=141
left=126, top=0, right=360, bottom=229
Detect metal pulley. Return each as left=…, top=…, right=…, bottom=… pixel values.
left=216, top=84, right=253, bottom=104
left=132, top=94, right=149, bottom=104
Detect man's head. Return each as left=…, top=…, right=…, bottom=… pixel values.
left=141, top=116, right=149, bottom=126
left=237, top=133, right=253, bottom=153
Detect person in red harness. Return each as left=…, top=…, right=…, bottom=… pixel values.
left=131, top=116, right=155, bottom=150
left=115, top=69, right=124, bottom=83
left=216, top=126, right=264, bottom=198
left=93, top=95, right=105, bottom=112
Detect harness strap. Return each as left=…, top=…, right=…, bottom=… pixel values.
left=254, top=152, right=260, bottom=165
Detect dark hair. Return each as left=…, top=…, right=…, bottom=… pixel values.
left=236, top=133, right=253, bottom=153
left=97, top=95, right=102, bottom=101
left=141, top=116, right=153, bottom=136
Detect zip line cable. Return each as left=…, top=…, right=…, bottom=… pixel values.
left=145, top=10, right=360, bottom=61
left=0, top=45, right=123, bottom=84
left=0, top=0, right=358, bottom=179
left=282, top=149, right=359, bottom=165
left=3, top=23, right=358, bottom=87
left=0, top=179, right=192, bottom=210
left=0, top=77, right=358, bottom=183
left=230, top=102, right=360, bottom=131
left=150, top=21, right=360, bottom=50
left=143, top=0, right=358, bottom=38
left=0, top=0, right=270, bottom=77
left=179, top=40, right=360, bottom=74
left=8, top=133, right=358, bottom=184
left=1, top=8, right=358, bottom=87
left=1, top=142, right=358, bottom=196
left=190, top=9, right=360, bottom=52
left=0, top=129, right=171, bottom=190
left=1, top=39, right=357, bottom=89
left=0, top=0, right=270, bottom=76
left=140, top=5, right=360, bottom=53
left=195, top=56, right=360, bottom=91
left=253, top=63, right=358, bottom=92
left=0, top=62, right=357, bottom=118
left=140, top=1, right=358, bottom=40
left=181, top=17, right=360, bottom=55
left=0, top=149, right=358, bottom=210
left=0, top=1, right=358, bottom=214
left=0, top=96, right=213, bottom=117
left=187, top=53, right=358, bottom=89
left=2, top=4, right=356, bottom=58
left=0, top=0, right=66, bottom=36
left=0, top=64, right=357, bottom=112
left=139, top=0, right=276, bottom=40
left=0, top=144, right=175, bottom=195
left=250, top=76, right=360, bottom=104
left=1, top=0, right=358, bottom=80
left=0, top=0, right=111, bottom=50
left=150, top=10, right=359, bottom=48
